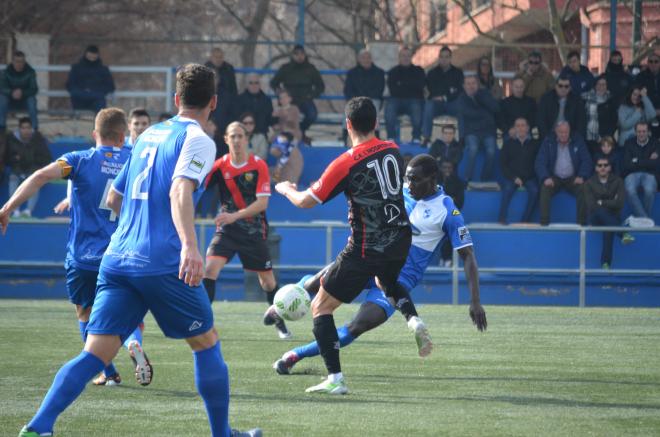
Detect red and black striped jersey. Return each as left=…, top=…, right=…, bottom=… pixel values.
left=206, top=154, right=271, bottom=237
left=308, top=137, right=410, bottom=255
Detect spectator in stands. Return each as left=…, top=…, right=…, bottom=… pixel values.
left=343, top=49, right=385, bottom=143
left=634, top=52, right=660, bottom=137
left=0, top=131, right=6, bottom=181
left=516, top=51, right=555, bottom=103
left=270, top=131, right=303, bottom=185
left=158, top=112, right=173, bottom=122
left=582, top=75, right=617, bottom=153
left=535, top=121, right=592, bottom=226
left=622, top=121, right=658, bottom=219
left=429, top=124, right=463, bottom=167
left=561, top=51, right=595, bottom=95
left=595, top=136, right=622, bottom=177
left=604, top=50, right=632, bottom=105
left=537, top=74, right=586, bottom=140
left=498, top=77, right=536, bottom=140
left=6, top=117, right=51, bottom=217
left=0, top=51, right=38, bottom=132
left=385, top=46, right=425, bottom=144
left=454, top=74, right=499, bottom=182
left=498, top=117, right=540, bottom=224
left=585, top=155, right=633, bottom=269
left=205, top=47, right=238, bottom=133
left=66, top=45, right=114, bottom=113
left=272, top=89, right=302, bottom=142
left=125, top=107, right=150, bottom=148
left=438, top=159, right=465, bottom=266
left=270, top=45, right=325, bottom=139
left=422, top=46, right=464, bottom=144
left=240, top=112, right=268, bottom=160
left=234, top=73, right=273, bottom=137
left=477, top=56, right=503, bottom=100
left=617, top=85, right=656, bottom=147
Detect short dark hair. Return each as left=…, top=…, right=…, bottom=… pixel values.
left=567, top=50, right=580, bottom=61
left=176, top=63, right=216, bottom=109
left=129, top=107, right=150, bottom=121
left=13, top=51, right=25, bottom=59
left=409, top=154, right=440, bottom=178
left=239, top=111, right=256, bottom=122
left=345, top=97, right=377, bottom=135
left=594, top=154, right=611, bottom=166
left=85, top=45, right=99, bottom=54
left=18, top=116, right=31, bottom=126
left=440, top=45, right=452, bottom=55
left=610, top=50, right=622, bottom=58
left=557, top=73, right=571, bottom=83
left=528, top=51, right=542, bottom=60
left=635, top=120, right=649, bottom=131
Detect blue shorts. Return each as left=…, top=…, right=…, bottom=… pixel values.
left=65, top=266, right=98, bottom=309
left=364, top=287, right=396, bottom=318
left=87, top=270, right=213, bottom=341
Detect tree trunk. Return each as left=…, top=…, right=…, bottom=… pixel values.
left=548, top=0, right=567, bottom=65
left=239, top=0, right=270, bottom=69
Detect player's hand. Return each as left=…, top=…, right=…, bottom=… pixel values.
left=214, top=212, right=237, bottom=226
left=574, top=177, right=584, bottom=185
left=179, top=244, right=204, bottom=287
left=275, top=181, right=297, bottom=195
left=544, top=178, right=554, bottom=187
left=651, top=152, right=659, bottom=160
left=53, top=198, right=71, bottom=214
left=11, top=89, right=22, bottom=100
left=469, top=302, right=487, bottom=331
left=0, top=207, right=11, bottom=235
left=640, top=87, right=647, bottom=97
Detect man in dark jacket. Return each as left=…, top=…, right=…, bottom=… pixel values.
left=498, top=77, right=536, bottom=139
left=0, top=51, right=39, bottom=131
left=634, top=52, right=660, bottom=138
left=270, top=45, right=325, bottom=137
left=453, top=75, right=499, bottom=181
left=537, top=75, right=586, bottom=140
left=66, top=46, right=115, bottom=113
left=343, top=49, right=385, bottom=141
left=6, top=117, right=51, bottom=217
left=385, top=46, right=426, bottom=144
left=622, top=121, right=658, bottom=218
left=585, top=155, right=633, bottom=269
left=498, top=118, right=540, bottom=224
left=604, top=50, right=632, bottom=106
left=233, top=73, right=272, bottom=136
left=429, top=124, right=462, bottom=167
left=205, top=47, right=238, bottom=133
left=560, top=51, right=595, bottom=96
left=535, top=121, right=592, bottom=225
left=422, top=46, right=464, bottom=143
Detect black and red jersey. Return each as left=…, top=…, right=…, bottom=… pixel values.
left=206, top=153, right=271, bottom=238
left=308, top=137, right=410, bottom=255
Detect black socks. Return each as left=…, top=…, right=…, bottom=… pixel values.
left=265, top=283, right=279, bottom=306
left=313, top=314, right=341, bottom=374
left=203, top=278, right=216, bottom=303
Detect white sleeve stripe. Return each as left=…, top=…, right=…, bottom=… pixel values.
left=256, top=193, right=271, bottom=197
left=306, top=189, right=322, bottom=204
left=453, top=243, right=473, bottom=251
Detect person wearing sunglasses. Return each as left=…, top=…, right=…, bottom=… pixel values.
left=515, top=50, right=555, bottom=103
left=537, top=74, right=586, bottom=140
left=633, top=53, right=660, bottom=137
left=234, top=73, right=273, bottom=138
left=584, top=156, right=634, bottom=269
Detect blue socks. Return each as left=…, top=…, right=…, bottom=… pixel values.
left=296, top=274, right=313, bottom=289
left=293, top=324, right=355, bottom=359
left=123, top=326, right=143, bottom=349
left=28, top=351, right=105, bottom=434
left=77, top=319, right=117, bottom=378
left=194, top=342, right=231, bottom=437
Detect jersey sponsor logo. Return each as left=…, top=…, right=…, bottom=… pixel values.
left=384, top=203, right=401, bottom=223
left=100, top=161, right=124, bottom=176
left=458, top=226, right=470, bottom=242
left=452, top=209, right=461, bottom=216
left=188, top=155, right=206, bottom=174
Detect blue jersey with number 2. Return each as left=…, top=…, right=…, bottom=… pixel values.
left=101, top=116, right=215, bottom=276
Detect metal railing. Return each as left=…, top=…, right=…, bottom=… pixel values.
left=2, top=219, right=659, bottom=307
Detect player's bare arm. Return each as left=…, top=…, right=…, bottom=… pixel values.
left=215, top=195, right=268, bottom=226
left=170, top=177, right=203, bottom=287
left=275, top=181, right=318, bottom=209
left=458, top=245, right=487, bottom=331
left=0, top=161, right=67, bottom=235
left=106, top=186, right=123, bottom=216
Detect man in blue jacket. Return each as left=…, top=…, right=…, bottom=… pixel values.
left=66, top=46, right=115, bottom=113
left=535, top=121, right=593, bottom=225
left=560, top=51, right=595, bottom=96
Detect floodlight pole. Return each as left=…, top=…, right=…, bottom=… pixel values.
left=609, top=0, right=617, bottom=52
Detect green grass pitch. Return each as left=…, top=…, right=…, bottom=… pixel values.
left=1, top=300, right=660, bottom=436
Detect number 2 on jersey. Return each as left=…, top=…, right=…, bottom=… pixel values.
left=132, top=146, right=157, bottom=200
left=366, top=154, right=401, bottom=199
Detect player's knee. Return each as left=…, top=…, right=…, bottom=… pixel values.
left=258, top=272, right=276, bottom=291
left=84, top=334, right=122, bottom=365
left=186, top=327, right=218, bottom=351
left=75, top=305, right=91, bottom=322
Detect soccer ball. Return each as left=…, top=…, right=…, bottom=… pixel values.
left=274, top=284, right=311, bottom=321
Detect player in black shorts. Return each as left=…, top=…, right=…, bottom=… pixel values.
left=204, top=121, right=290, bottom=339
left=276, top=97, right=423, bottom=394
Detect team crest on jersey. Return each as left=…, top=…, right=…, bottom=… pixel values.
left=423, top=208, right=431, bottom=218
left=188, top=155, right=205, bottom=174
left=452, top=209, right=461, bottom=216
left=105, top=152, right=113, bottom=158
left=244, top=172, right=254, bottom=182
left=458, top=226, right=470, bottom=241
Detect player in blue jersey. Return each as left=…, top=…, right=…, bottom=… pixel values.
left=0, top=108, right=151, bottom=387
left=14, top=64, right=260, bottom=437
left=273, top=154, right=487, bottom=375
